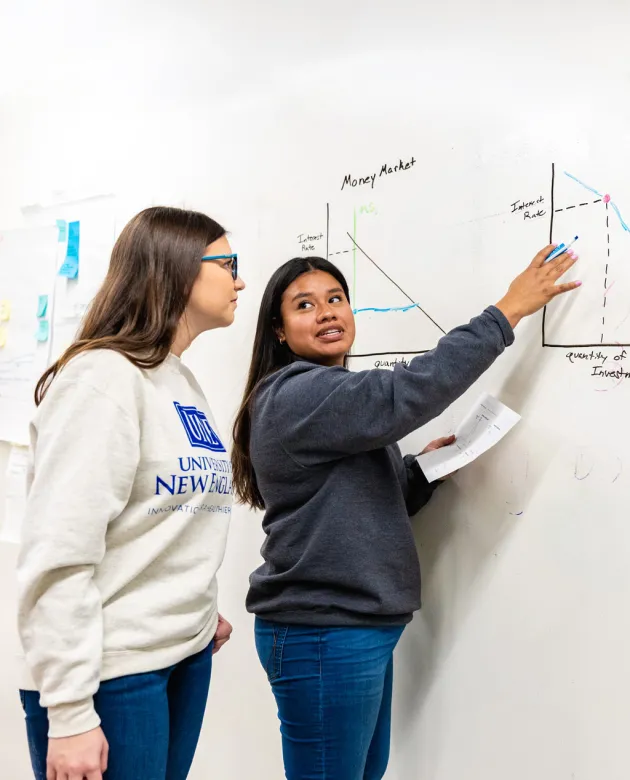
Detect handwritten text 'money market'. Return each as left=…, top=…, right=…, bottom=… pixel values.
left=341, top=157, right=416, bottom=191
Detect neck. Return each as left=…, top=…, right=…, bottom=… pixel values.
left=315, top=354, right=346, bottom=368
left=171, top=318, right=199, bottom=357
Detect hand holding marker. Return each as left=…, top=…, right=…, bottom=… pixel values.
left=546, top=236, right=578, bottom=262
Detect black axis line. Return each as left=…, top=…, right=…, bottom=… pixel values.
left=543, top=342, right=627, bottom=349
left=351, top=349, right=430, bottom=358
left=542, top=162, right=555, bottom=346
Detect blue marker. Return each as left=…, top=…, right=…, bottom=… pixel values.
left=547, top=235, right=578, bottom=262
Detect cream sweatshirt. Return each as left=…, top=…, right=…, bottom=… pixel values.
left=17, top=350, right=232, bottom=738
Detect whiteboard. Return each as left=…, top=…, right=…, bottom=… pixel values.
left=2, top=1, right=630, bottom=778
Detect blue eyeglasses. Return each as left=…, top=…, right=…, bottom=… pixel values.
left=201, top=253, right=238, bottom=281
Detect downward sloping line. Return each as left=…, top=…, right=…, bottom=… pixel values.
left=347, top=233, right=446, bottom=335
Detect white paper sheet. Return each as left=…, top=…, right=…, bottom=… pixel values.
left=0, top=226, right=59, bottom=444
left=417, top=392, right=521, bottom=483
left=1, top=444, right=29, bottom=544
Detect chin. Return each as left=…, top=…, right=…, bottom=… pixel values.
left=313, top=345, right=349, bottom=366
left=220, top=311, right=236, bottom=328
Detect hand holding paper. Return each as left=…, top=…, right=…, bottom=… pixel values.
left=417, top=393, right=521, bottom=483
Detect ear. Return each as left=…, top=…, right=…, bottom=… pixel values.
left=274, top=325, right=286, bottom=344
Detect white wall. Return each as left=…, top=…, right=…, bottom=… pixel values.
left=3, top=1, right=630, bottom=778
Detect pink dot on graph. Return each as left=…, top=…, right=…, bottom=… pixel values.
left=604, top=194, right=611, bottom=203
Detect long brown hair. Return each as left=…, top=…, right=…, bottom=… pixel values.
left=35, top=206, right=225, bottom=405
left=232, top=257, right=351, bottom=509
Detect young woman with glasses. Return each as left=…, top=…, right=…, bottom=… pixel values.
left=17, top=206, right=245, bottom=780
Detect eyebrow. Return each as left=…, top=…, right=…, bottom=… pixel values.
left=291, top=287, right=344, bottom=303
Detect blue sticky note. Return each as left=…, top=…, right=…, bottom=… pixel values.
left=59, top=220, right=80, bottom=279
left=36, top=319, right=49, bottom=342
left=37, top=294, right=48, bottom=318
left=56, top=219, right=68, bottom=242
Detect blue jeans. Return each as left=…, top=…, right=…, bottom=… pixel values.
left=255, top=618, right=404, bottom=780
left=20, top=642, right=213, bottom=780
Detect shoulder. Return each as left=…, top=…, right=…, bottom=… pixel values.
left=260, top=360, right=347, bottom=394
left=43, top=349, right=147, bottom=417
left=254, top=360, right=350, bottom=415
left=59, top=348, right=144, bottom=392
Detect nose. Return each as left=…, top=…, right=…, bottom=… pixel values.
left=235, top=275, right=246, bottom=291
left=316, top=303, right=336, bottom=322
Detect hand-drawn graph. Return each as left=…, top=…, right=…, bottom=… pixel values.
left=325, top=202, right=446, bottom=358
left=544, top=163, right=630, bottom=348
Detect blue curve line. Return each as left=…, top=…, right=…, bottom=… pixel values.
left=563, top=171, right=602, bottom=198
left=564, top=170, right=630, bottom=232
left=353, top=303, right=419, bottom=314
left=610, top=201, right=630, bottom=232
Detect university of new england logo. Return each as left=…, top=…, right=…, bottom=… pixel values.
left=174, top=402, right=226, bottom=453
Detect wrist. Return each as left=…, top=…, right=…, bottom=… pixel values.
left=494, top=296, right=523, bottom=329
left=47, top=698, right=100, bottom=738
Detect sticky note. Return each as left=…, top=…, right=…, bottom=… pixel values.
left=37, top=294, right=48, bottom=318
left=56, top=219, right=68, bottom=242
left=36, top=319, right=49, bottom=342
left=0, top=299, right=10, bottom=321
left=59, top=220, right=80, bottom=279
left=0, top=327, right=6, bottom=348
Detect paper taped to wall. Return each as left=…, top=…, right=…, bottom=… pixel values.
left=1, top=444, right=29, bottom=544
left=417, top=392, right=521, bottom=483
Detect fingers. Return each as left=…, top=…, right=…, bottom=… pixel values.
left=84, top=771, right=103, bottom=780
left=101, top=739, right=109, bottom=773
left=46, top=763, right=57, bottom=780
left=430, top=435, right=456, bottom=448
left=214, top=623, right=232, bottom=641
left=530, top=244, right=557, bottom=268
left=420, top=435, right=456, bottom=455
left=551, top=280, right=582, bottom=297
left=213, top=634, right=231, bottom=654
left=549, top=251, right=578, bottom=278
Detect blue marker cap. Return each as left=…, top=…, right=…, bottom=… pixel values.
left=546, top=236, right=578, bottom=262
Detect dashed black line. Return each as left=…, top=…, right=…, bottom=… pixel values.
left=554, top=198, right=602, bottom=213
left=329, top=249, right=351, bottom=256
left=602, top=202, right=610, bottom=343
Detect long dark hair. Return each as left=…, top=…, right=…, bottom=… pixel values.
left=232, top=256, right=351, bottom=509
left=35, top=206, right=226, bottom=405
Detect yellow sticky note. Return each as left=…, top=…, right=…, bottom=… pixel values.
left=0, top=327, right=6, bottom=348
left=0, top=300, right=10, bottom=322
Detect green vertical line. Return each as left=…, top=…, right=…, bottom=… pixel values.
left=352, top=208, right=357, bottom=304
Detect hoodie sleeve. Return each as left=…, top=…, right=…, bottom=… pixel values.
left=402, top=454, right=439, bottom=516
left=271, top=306, right=514, bottom=466
left=17, top=377, right=140, bottom=738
